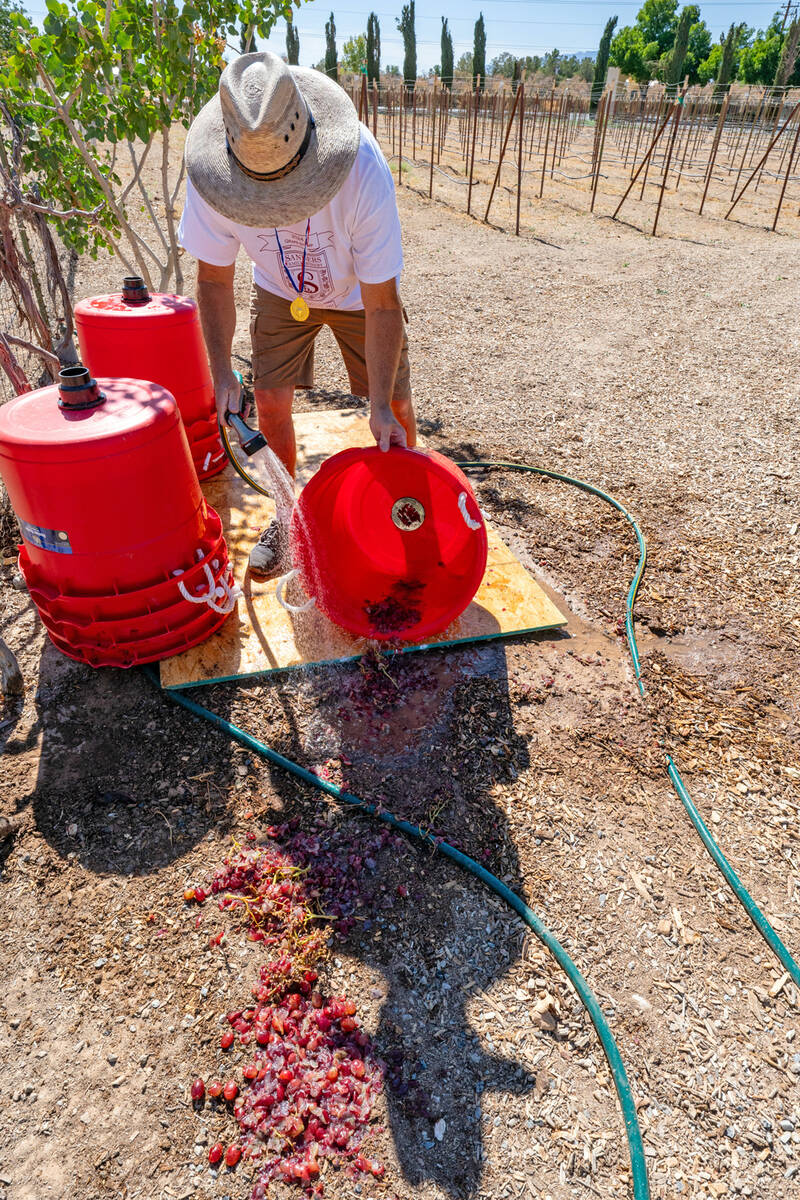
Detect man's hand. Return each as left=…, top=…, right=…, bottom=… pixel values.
left=370, top=403, right=407, bottom=452
left=361, top=279, right=410, bottom=452
left=213, top=368, right=243, bottom=422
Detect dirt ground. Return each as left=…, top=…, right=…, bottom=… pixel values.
left=1, top=162, right=799, bottom=1200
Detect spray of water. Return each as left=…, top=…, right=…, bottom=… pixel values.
left=247, top=445, right=295, bottom=523
left=244, top=443, right=327, bottom=633
left=245, top=443, right=298, bottom=575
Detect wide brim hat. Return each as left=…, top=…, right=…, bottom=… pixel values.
left=186, top=51, right=361, bottom=227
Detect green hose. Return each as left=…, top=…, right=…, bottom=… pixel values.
left=457, top=461, right=647, bottom=693
left=666, top=754, right=800, bottom=986
left=458, top=460, right=800, bottom=989
left=144, top=665, right=652, bottom=1200
left=144, top=451, right=799, bottom=1198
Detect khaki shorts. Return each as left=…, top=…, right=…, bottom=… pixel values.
left=249, top=283, right=412, bottom=399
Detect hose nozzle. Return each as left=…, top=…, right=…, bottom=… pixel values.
left=225, top=410, right=267, bottom=456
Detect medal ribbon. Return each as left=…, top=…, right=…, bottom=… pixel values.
left=274, top=219, right=311, bottom=301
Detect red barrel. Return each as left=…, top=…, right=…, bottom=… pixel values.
left=74, top=277, right=225, bottom=480
left=290, top=446, right=487, bottom=642
left=0, top=367, right=237, bottom=667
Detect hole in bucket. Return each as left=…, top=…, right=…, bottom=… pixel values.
left=391, top=497, right=425, bottom=531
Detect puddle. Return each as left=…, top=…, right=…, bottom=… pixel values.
left=638, top=629, right=742, bottom=676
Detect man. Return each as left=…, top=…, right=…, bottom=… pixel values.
left=178, top=50, right=416, bottom=578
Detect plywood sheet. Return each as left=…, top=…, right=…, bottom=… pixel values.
left=160, top=411, right=566, bottom=689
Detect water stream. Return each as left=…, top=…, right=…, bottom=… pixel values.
left=246, top=443, right=298, bottom=575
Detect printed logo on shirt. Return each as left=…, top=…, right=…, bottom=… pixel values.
left=258, top=230, right=345, bottom=305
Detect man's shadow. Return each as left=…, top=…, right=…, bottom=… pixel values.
left=208, top=638, right=540, bottom=1198
left=11, top=392, right=553, bottom=1191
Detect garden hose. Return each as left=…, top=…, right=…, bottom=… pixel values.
left=145, top=452, right=800, bottom=1200
left=456, top=460, right=800, bottom=990
left=144, top=664, right=652, bottom=1200
left=457, top=460, right=646, bottom=693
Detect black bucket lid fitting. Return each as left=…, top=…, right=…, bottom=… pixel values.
left=58, top=365, right=107, bottom=410
left=122, top=276, right=150, bottom=305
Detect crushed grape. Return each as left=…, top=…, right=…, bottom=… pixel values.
left=231, top=990, right=385, bottom=1194
left=190, top=818, right=407, bottom=1194
left=364, top=579, right=424, bottom=635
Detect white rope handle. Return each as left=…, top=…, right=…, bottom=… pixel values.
left=177, top=561, right=241, bottom=615
left=458, top=491, right=482, bottom=531
left=275, top=568, right=316, bottom=614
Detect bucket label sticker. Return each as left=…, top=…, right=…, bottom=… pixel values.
left=18, top=518, right=73, bottom=554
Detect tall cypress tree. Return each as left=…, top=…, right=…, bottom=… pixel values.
left=324, top=12, right=337, bottom=81
left=286, top=20, right=299, bottom=66
left=366, top=12, right=380, bottom=83
left=397, top=1, right=416, bottom=90
left=591, top=15, right=617, bottom=110
left=666, top=7, right=692, bottom=86
left=473, top=12, right=486, bottom=90
left=716, top=22, right=742, bottom=95
left=441, top=16, right=454, bottom=90
left=775, top=19, right=800, bottom=87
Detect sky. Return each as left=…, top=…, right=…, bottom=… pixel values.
left=21, top=2, right=790, bottom=73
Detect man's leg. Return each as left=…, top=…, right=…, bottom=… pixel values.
left=250, top=283, right=318, bottom=480
left=248, top=285, right=318, bottom=577
left=248, top=386, right=296, bottom=578
left=253, top=385, right=297, bottom=478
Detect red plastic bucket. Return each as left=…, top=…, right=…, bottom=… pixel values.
left=45, top=603, right=231, bottom=668
left=0, top=375, right=210, bottom=594
left=74, top=282, right=224, bottom=480
left=17, top=508, right=226, bottom=612
left=28, top=555, right=234, bottom=640
left=0, top=368, right=238, bottom=667
left=290, top=447, right=487, bottom=641
left=39, top=593, right=230, bottom=651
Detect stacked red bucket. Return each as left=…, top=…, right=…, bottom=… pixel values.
left=0, top=366, right=238, bottom=668
left=74, top=277, right=226, bottom=481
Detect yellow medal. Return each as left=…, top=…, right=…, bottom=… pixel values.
left=290, top=295, right=310, bottom=322
left=276, top=221, right=311, bottom=324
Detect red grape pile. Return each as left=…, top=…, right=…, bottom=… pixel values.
left=224, top=989, right=385, bottom=1193
left=188, top=818, right=405, bottom=1194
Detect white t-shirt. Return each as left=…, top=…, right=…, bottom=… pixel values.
left=178, top=127, right=403, bottom=311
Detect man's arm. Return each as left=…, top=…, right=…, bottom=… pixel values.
left=361, top=278, right=406, bottom=452
left=196, top=260, right=242, bottom=417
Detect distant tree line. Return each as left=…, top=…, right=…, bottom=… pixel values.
left=301, top=3, right=800, bottom=92
left=487, top=49, right=595, bottom=84
left=607, top=2, right=800, bottom=90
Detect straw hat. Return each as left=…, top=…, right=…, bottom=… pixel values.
left=186, top=51, right=361, bottom=227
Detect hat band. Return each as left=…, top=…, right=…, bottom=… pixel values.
left=227, top=113, right=315, bottom=183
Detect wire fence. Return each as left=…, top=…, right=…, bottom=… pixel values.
left=2, top=77, right=798, bottom=403
left=0, top=208, right=76, bottom=403
left=0, top=110, right=78, bottom=406
left=346, top=78, right=800, bottom=238
left=0, top=111, right=81, bottom=556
